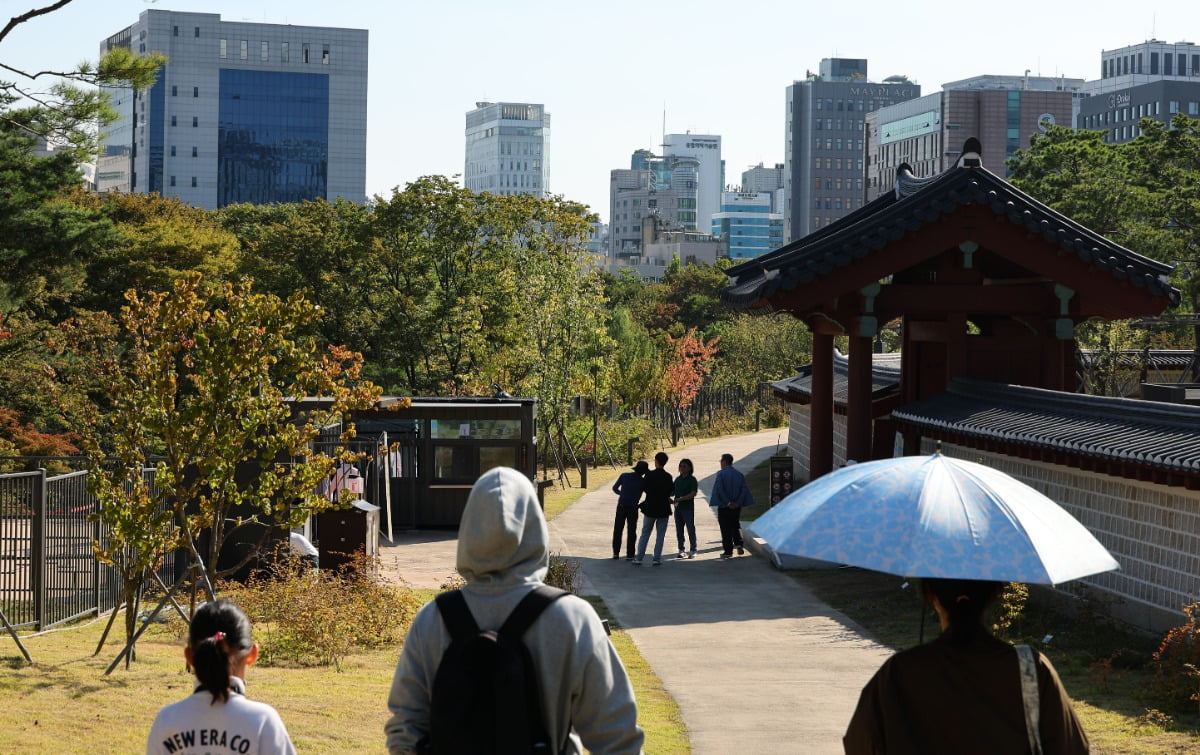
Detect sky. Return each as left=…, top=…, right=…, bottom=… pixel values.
left=4, top=0, right=1199, bottom=223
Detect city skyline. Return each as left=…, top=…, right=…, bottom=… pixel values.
left=5, top=0, right=1197, bottom=223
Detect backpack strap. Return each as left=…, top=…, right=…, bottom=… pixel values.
left=434, top=589, right=480, bottom=642
left=1015, top=644, right=1043, bottom=755
left=500, top=584, right=568, bottom=638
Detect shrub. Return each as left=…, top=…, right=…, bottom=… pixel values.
left=992, top=582, right=1029, bottom=641
left=1150, top=602, right=1200, bottom=713
left=220, top=548, right=423, bottom=669
left=545, top=553, right=580, bottom=594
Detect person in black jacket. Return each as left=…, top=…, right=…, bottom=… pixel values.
left=633, top=452, right=674, bottom=566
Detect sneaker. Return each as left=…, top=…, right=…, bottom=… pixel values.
left=652, top=559, right=662, bottom=566
left=737, top=546, right=745, bottom=556
left=678, top=550, right=687, bottom=559
left=612, top=554, right=620, bottom=560
left=632, top=559, right=642, bottom=566
left=720, top=553, right=733, bottom=559
left=689, top=550, right=697, bottom=559
left=626, top=556, right=635, bottom=561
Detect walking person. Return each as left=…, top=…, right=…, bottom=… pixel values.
left=634, top=452, right=674, bottom=566
left=611, top=461, right=648, bottom=560
left=844, top=578, right=1089, bottom=754
left=672, top=458, right=698, bottom=559
left=147, top=600, right=296, bottom=755
left=709, top=452, right=752, bottom=559
left=385, top=467, right=644, bottom=754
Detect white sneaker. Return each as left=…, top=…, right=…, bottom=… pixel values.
left=678, top=550, right=687, bottom=559
left=688, top=550, right=697, bottom=559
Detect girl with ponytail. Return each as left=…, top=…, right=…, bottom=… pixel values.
left=147, top=600, right=296, bottom=754
left=844, top=578, right=1090, bottom=754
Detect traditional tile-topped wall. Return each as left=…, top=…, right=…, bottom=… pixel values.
left=925, top=440, right=1200, bottom=633
left=786, top=406, right=848, bottom=482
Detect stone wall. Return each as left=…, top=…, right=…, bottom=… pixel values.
left=928, top=441, right=1198, bottom=633
left=781, top=411, right=1199, bottom=632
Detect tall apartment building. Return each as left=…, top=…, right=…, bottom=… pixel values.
left=662, top=133, right=723, bottom=232
left=866, top=75, right=1083, bottom=199
left=96, top=10, right=367, bottom=209
left=711, top=192, right=783, bottom=260
left=784, top=58, right=920, bottom=241
left=1078, top=40, right=1200, bottom=143
left=608, top=150, right=703, bottom=259
left=464, top=102, right=550, bottom=197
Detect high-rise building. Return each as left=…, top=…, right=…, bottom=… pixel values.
left=1077, top=40, right=1200, bottom=143
left=96, top=10, right=367, bottom=209
left=662, top=133, right=723, bottom=232
left=741, top=162, right=785, bottom=194
left=711, top=192, right=783, bottom=260
left=784, top=58, right=920, bottom=241
left=464, top=102, right=550, bottom=197
left=608, top=150, right=703, bottom=259
left=866, top=74, right=1083, bottom=198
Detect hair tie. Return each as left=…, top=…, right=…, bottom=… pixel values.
left=212, top=631, right=225, bottom=642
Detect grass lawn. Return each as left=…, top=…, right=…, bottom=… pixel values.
left=791, top=567, right=1200, bottom=754
left=0, top=586, right=683, bottom=753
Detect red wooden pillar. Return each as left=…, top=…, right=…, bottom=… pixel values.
left=846, top=333, right=874, bottom=463
left=810, top=331, right=835, bottom=480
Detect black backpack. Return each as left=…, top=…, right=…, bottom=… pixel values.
left=423, top=584, right=568, bottom=755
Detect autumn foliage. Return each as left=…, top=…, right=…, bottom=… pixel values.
left=663, top=327, right=720, bottom=412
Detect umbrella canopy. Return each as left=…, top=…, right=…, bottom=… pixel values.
left=751, top=453, right=1119, bottom=585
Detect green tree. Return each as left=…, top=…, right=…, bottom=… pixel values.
left=608, top=307, right=662, bottom=411
left=709, top=313, right=813, bottom=392
left=76, top=274, right=380, bottom=622
left=2, top=1, right=164, bottom=159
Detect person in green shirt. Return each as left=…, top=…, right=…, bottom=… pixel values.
left=672, top=458, right=698, bottom=559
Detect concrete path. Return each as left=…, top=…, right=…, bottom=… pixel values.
left=381, top=430, right=894, bottom=754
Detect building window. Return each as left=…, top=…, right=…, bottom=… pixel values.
left=261, top=41, right=268, bottom=61
left=240, top=40, right=248, bottom=60
left=1165, top=54, right=1173, bottom=76
left=192, top=116, right=198, bottom=127
left=173, top=26, right=179, bottom=37
left=193, top=86, right=199, bottom=97
left=1170, top=101, right=1180, bottom=114
left=322, top=44, right=330, bottom=64
left=170, top=145, right=176, bottom=156
left=194, top=26, right=200, bottom=38
left=192, top=146, right=198, bottom=157
left=281, top=42, right=289, bottom=62
left=171, top=85, right=177, bottom=96
left=171, top=115, right=177, bottom=127
left=302, top=43, right=310, bottom=63
left=1190, top=102, right=1200, bottom=116
left=1151, top=53, right=1159, bottom=75
left=191, top=176, right=197, bottom=188
left=170, top=175, right=176, bottom=186
left=220, top=39, right=227, bottom=58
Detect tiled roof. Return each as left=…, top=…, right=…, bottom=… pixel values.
left=771, top=350, right=902, bottom=404
left=891, top=377, right=1200, bottom=479
left=722, top=157, right=1179, bottom=307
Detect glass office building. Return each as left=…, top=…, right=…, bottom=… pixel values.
left=711, top=192, right=784, bottom=260
left=98, top=10, right=366, bottom=209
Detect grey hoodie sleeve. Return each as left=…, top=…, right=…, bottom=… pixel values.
left=384, top=601, right=445, bottom=754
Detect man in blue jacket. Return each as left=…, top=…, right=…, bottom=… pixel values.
left=611, top=460, right=647, bottom=560
left=709, top=453, right=751, bottom=559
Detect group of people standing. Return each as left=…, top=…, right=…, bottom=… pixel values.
left=611, top=451, right=753, bottom=565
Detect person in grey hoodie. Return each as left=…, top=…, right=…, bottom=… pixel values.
left=384, top=467, right=645, bottom=755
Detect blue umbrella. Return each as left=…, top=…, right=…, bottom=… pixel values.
left=750, top=453, right=1119, bottom=585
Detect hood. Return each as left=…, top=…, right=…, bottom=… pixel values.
left=457, top=467, right=548, bottom=589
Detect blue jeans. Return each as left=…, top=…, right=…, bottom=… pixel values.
left=636, top=514, right=670, bottom=561
left=674, top=505, right=696, bottom=552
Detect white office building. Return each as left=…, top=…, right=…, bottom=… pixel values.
left=662, top=133, right=723, bottom=234
left=464, top=102, right=550, bottom=197
left=96, top=9, right=368, bottom=208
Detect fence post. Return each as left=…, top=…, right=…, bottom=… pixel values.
left=31, top=468, right=46, bottom=631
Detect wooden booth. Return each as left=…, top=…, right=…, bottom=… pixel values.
left=349, top=397, right=538, bottom=530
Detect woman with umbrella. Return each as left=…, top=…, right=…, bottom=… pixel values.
left=842, top=577, right=1089, bottom=754
left=750, top=453, right=1114, bottom=754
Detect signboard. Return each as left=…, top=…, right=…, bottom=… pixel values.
left=770, top=456, right=795, bottom=507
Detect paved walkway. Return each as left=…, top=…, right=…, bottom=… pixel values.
left=381, top=430, right=893, bottom=754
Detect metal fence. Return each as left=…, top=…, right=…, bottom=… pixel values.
left=0, top=467, right=178, bottom=632
left=641, top=381, right=787, bottom=430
